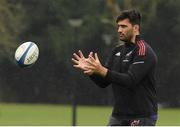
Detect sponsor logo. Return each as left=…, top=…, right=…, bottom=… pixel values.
left=126, top=51, right=132, bottom=57
left=130, top=120, right=140, bottom=126
left=115, top=52, right=121, bottom=56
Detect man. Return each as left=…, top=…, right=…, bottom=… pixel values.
left=72, top=9, right=158, bottom=126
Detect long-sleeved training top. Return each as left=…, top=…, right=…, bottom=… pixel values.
left=90, top=35, right=158, bottom=119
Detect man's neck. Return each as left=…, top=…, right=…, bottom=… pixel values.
left=131, top=34, right=140, bottom=43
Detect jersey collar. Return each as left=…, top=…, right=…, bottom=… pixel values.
left=135, top=35, right=141, bottom=42
left=125, top=35, right=141, bottom=47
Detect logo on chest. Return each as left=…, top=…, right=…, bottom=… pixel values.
left=126, top=51, right=132, bottom=57
left=123, top=51, right=133, bottom=62
left=115, top=52, right=121, bottom=56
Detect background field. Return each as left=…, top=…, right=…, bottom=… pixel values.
left=0, top=103, right=179, bottom=126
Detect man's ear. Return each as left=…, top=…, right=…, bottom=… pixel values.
left=133, top=25, right=140, bottom=32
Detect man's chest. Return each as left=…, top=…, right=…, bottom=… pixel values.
left=111, top=47, right=135, bottom=72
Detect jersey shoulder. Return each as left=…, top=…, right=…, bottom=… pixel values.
left=136, top=39, right=157, bottom=61
left=136, top=40, right=147, bottom=56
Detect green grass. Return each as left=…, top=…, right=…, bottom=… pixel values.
left=157, top=108, right=180, bottom=125
left=0, top=103, right=179, bottom=125
left=0, top=103, right=71, bottom=125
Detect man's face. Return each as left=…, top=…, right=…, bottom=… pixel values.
left=117, top=18, right=134, bottom=42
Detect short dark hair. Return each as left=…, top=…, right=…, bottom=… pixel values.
left=116, top=9, right=141, bottom=26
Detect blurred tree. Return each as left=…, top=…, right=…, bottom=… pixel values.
left=0, top=0, right=26, bottom=60
left=106, top=0, right=120, bottom=18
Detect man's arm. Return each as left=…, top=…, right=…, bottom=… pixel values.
left=85, top=53, right=110, bottom=88
left=85, top=46, right=157, bottom=88
left=88, top=46, right=123, bottom=88
left=89, top=74, right=110, bottom=88
left=72, top=50, right=111, bottom=88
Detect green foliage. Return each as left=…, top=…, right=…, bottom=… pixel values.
left=0, top=0, right=25, bottom=59
left=46, top=0, right=112, bottom=61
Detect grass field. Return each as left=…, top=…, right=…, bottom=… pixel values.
left=0, top=103, right=179, bottom=126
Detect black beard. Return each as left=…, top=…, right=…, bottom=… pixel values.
left=120, top=37, right=131, bottom=42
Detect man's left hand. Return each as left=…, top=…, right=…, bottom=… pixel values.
left=84, top=53, right=108, bottom=77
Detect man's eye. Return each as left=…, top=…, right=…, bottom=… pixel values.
left=121, top=25, right=127, bottom=28
left=117, top=25, right=126, bottom=29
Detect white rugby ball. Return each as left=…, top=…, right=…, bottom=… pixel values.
left=15, top=42, right=39, bottom=67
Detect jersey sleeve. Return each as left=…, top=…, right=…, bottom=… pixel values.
left=89, top=47, right=117, bottom=88
left=105, top=43, right=157, bottom=88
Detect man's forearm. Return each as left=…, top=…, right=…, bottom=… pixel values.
left=98, top=66, right=108, bottom=77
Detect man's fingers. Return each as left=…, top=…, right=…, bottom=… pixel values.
left=89, top=55, right=96, bottom=62
left=84, top=70, right=93, bottom=75
left=84, top=65, right=95, bottom=70
left=73, top=53, right=80, bottom=60
left=73, top=65, right=85, bottom=70
left=88, top=52, right=93, bottom=57
left=78, top=50, right=85, bottom=58
left=71, top=58, right=79, bottom=64
left=95, top=53, right=100, bottom=62
left=85, top=59, right=94, bottom=66
left=73, top=64, right=80, bottom=68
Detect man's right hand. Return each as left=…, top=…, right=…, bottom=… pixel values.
left=71, top=50, right=93, bottom=71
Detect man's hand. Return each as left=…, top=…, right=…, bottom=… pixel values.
left=72, top=51, right=108, bottom=77
left=71, top=50, right=92, bottom=71
left=84, top=53, right=108, bottom=77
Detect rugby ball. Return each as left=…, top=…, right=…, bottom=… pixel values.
left=15, top=42, right=39, bottom=67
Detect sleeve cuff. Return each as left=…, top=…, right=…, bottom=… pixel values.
left=104, top=69, right=112, bottom=81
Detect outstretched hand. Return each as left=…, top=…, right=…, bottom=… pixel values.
left=71, top=50, right=93, bottom=71
left=84, top=53, right=108, bottom=77
left=72, top=50, right=108, bottom=77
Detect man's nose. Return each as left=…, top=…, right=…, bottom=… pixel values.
left=118, top=27, right=122, bottom=33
